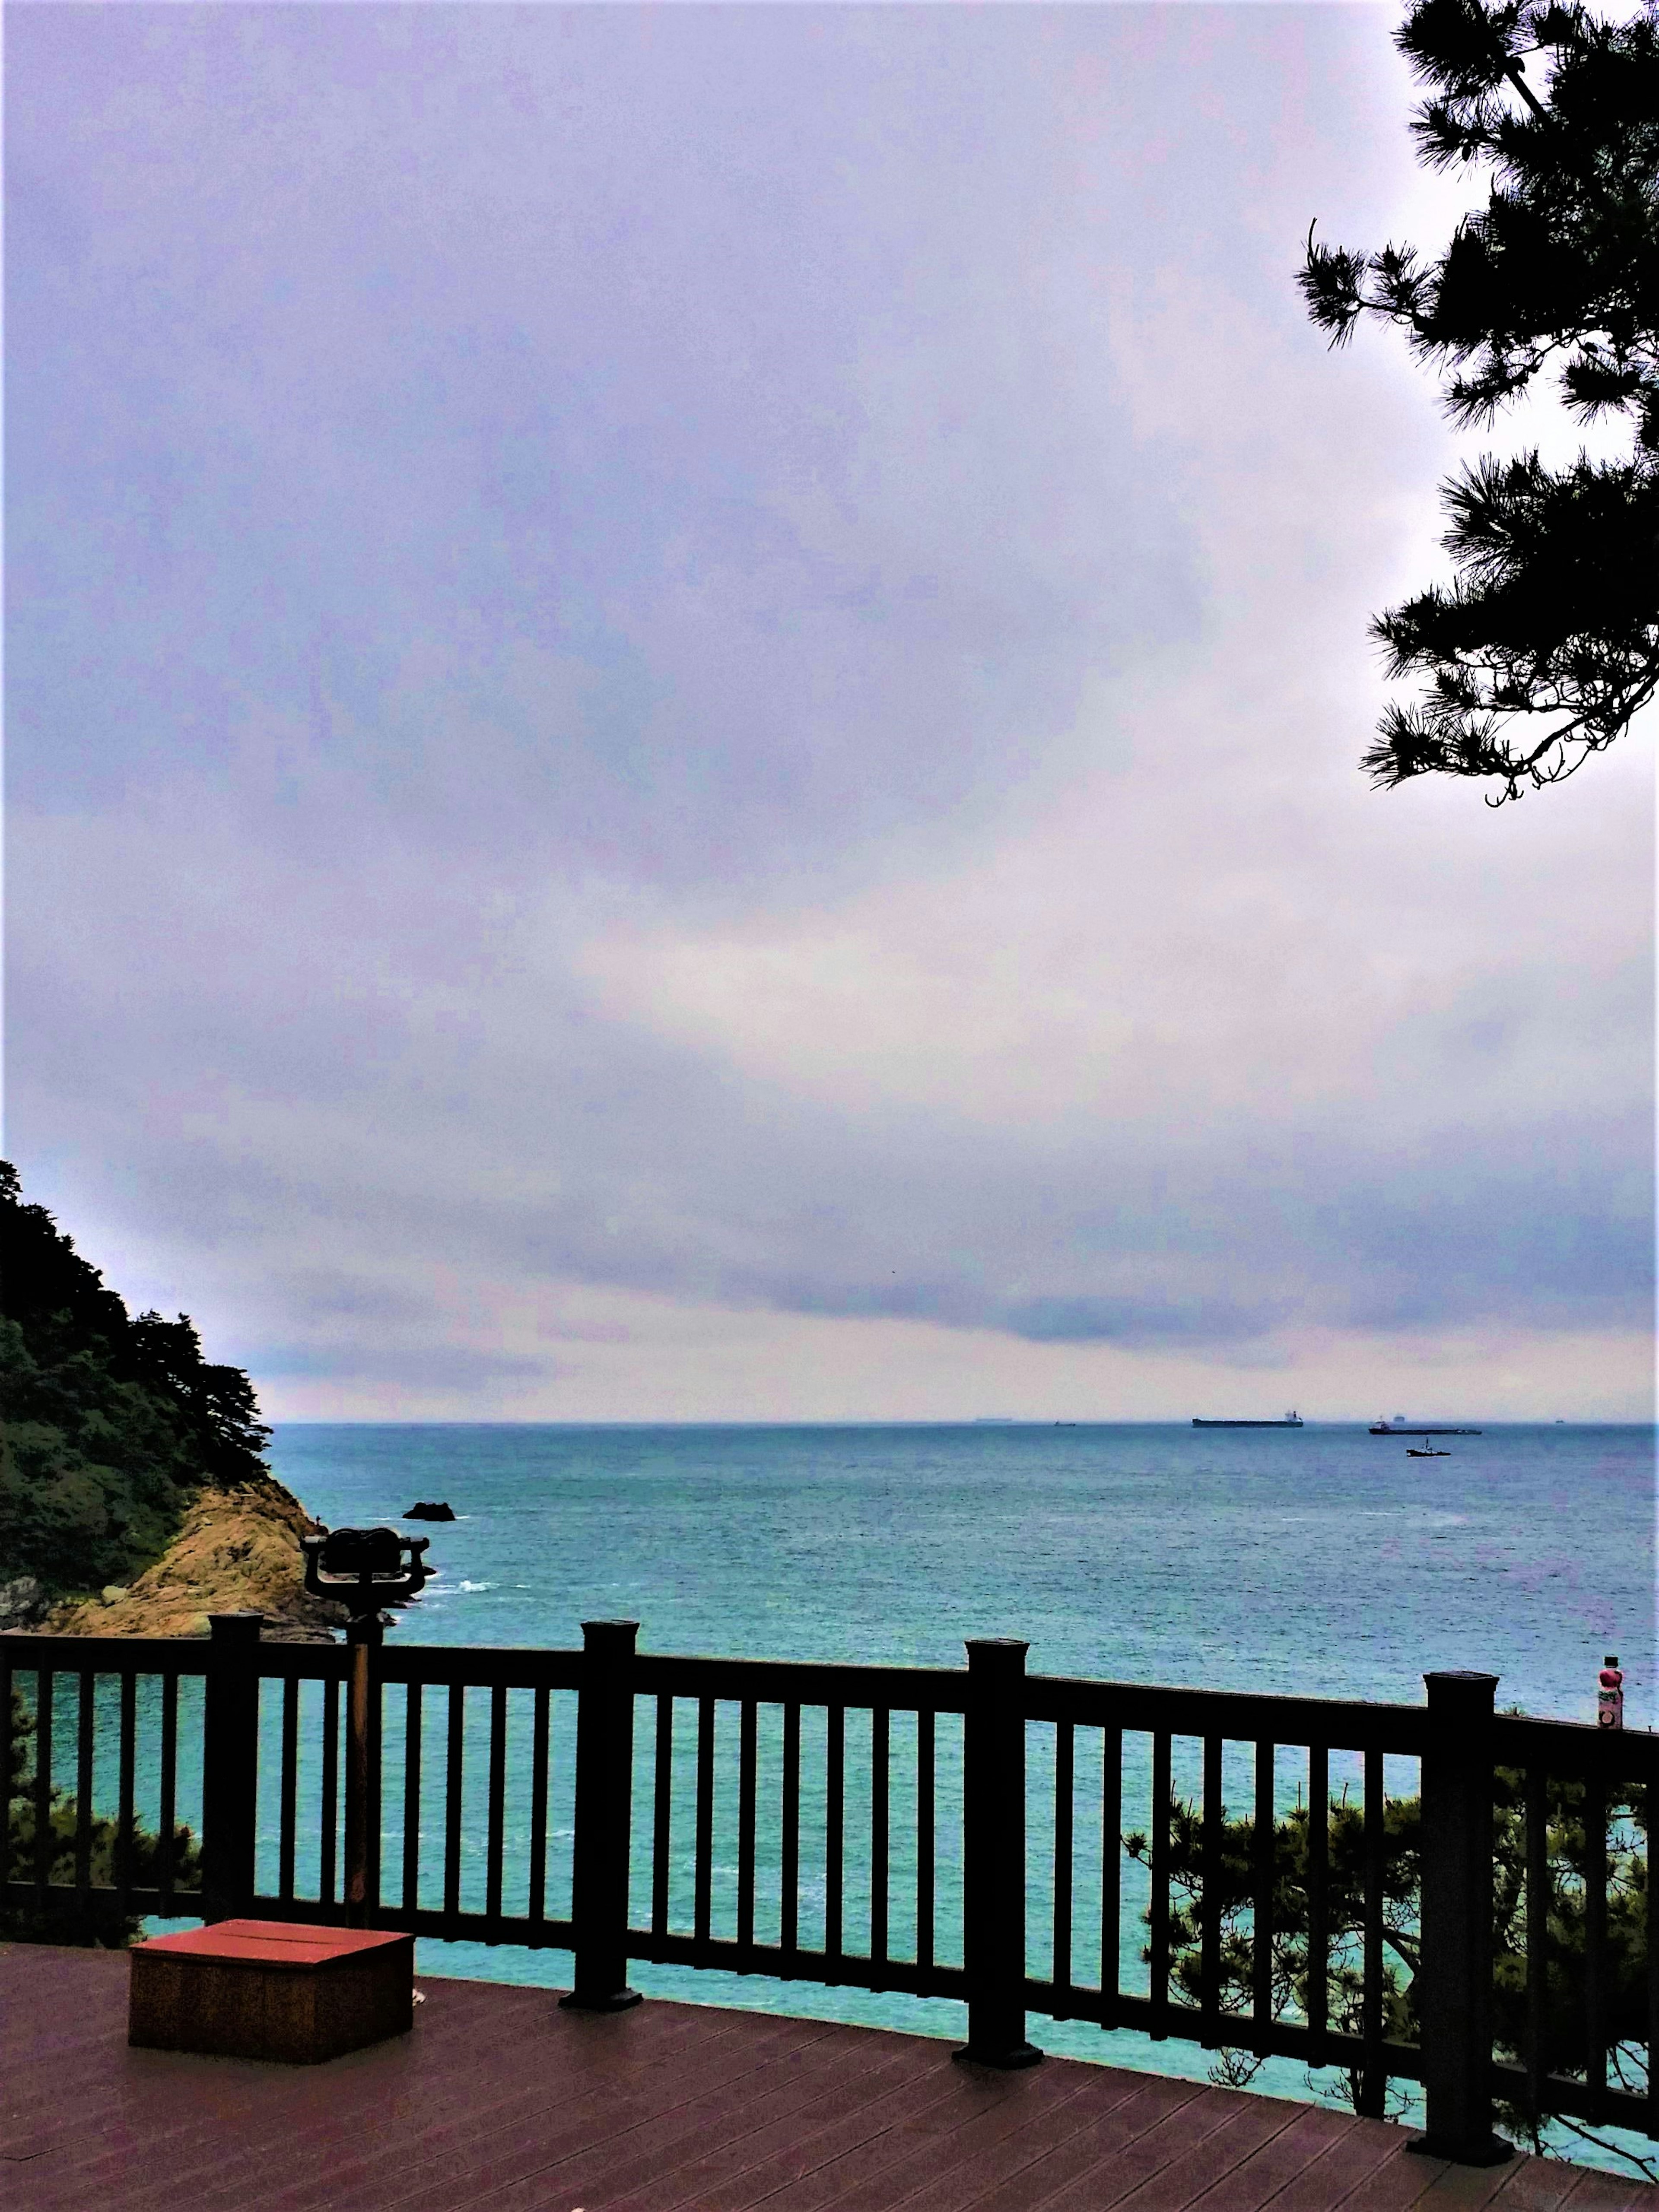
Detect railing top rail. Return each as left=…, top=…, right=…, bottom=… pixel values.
left=1492, top=1708, right=1659, bottom=1779
left=1026, top=1670, right=1430, bottom=1752
left=376, top=1644, right=582, bottom=1689
left=633, top=1651, right=971, bottom=1711
left=0, top=1631, right=215, bottom=1673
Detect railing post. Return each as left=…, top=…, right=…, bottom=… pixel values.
left=957, top=1637, right=1041, bottom=2069
left=1410, top=1669, right=1510, bottom=2165
left=560, top=1619, right=642, bottom=2012
left=202, top=1611, right=262, bottom=1923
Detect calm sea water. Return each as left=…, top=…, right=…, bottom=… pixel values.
left=270, top=1422, right=1655, bottom=1721
left=251, top=1422, right=1654, bottom=2133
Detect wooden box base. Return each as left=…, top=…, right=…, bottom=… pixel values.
left=130, top=1920, right=415, bottom=2064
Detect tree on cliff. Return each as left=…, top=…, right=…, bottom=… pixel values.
left=0, top=1160, right=270, bottom=1595
left=1300, top=0, right=1659, bottom=800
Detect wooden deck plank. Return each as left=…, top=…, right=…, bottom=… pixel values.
left=783, top=2056, right=1108, bottom=2211
left=1554, top=2174, right=1659, bottom=2212
left=579, top=2036, right=963, bottom=2212
left=824, top=2070, right=1150, bottom=2212
left=21, top=1985, right=672, bottom=2199
left=1088, top=2093, right=1304, bottom=2210
left=2, top=1947, right=1655, bottom=2212
left=111, top=2005, right=849, bottom=2212
left=1180, top=2104, right=1363, bottom=2212
left=1265, top=2123, right=1414, bottom=2211
left=370, top=2018, right=928, bottom=2212
left=1482, top=2160, right=1611, bottom=2212
left=950, top=2075, right=1214, bottom=2212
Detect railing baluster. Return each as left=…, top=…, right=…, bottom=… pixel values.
left=737, top=1698, right=758, bottom=1953
left=1199, top=1732, right=1222, bottom=2045
left=1149, top=1729, right=1170, bottom=2040
left=158, top=1673, right=178, bottom=1910
left=486, top=1682, right=508, bottom=1932
left=34, top=1670, right=54, bottom=1901
left=1584, top=1771, right=1608, bottom=2116
left=1100, top=1723, right=1121, bottom=2025
left=279, top=1676, right=299, bottom=1904
left=404, top=1683, right=424, bottom=1916
left=1525, top=1761, right=1547, bottom=2123
left=782, top=1702, right=801, bottom=1956
left=651, top=1694, right=673, bottom=1938
left=1052, top=1720, right=1073, bottom=1996
left=915, top=1707, right=934, bottom=1978
left=320, top=1676, right=340, bottom=1907
left=528, top=1683, right=548, bottom=1924
left=1306, top=1742, right=1328, bottom=2064
left=1359, top=1747, right=1385, bottom=2116
left=870, top=1706, right=889, bottom=1970
left=74, top=1671, right=95, bottom=1913
left=116, top=1671, right=136, bottom=1922
left=1252, top=1739, right=1274, bottom=2044
left=694, top=1694, right=715, bottom=1945
left=826, top=1704, right=845, bottom=1968
left=443, top=1682, right=464, bottom=1921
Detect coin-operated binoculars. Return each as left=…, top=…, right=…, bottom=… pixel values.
left=301, top=1525, right=432, bottom=1637
left=301, top=1526, right=435, bottom=1925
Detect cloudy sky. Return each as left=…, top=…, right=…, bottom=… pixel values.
left=8, top=3, right=1653, bottom=1422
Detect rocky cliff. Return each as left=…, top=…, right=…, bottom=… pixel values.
left=38, top=1473, right=347, bottom=1643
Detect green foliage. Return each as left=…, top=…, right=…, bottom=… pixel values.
left=4, top=1682, right=201, bottom=1946
left=1130, top=1767, right=1653, bottom=2173
left=0, top=1159, right=270, bottom=1595
left=1126, top=1786, right=1421, bottom=2116
left=1300, top=0, right=1659, bottom=798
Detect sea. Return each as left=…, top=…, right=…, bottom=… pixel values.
left=258, top=1418, right=1656, bottom=2136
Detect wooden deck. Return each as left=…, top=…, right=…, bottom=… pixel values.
left=2, top=1945, right=1654, bottom=2212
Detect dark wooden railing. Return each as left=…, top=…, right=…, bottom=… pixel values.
left=4, top=1618, right=1654, bottom=2165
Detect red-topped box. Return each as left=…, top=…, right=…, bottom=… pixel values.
left=130, top=1919, right=415, bottom=2063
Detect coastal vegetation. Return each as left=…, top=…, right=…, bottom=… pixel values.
left=0, top=1158, right=270, bottom=1601
left=1138, top=1765, right=1653, bottom=2174
left=1300, top=0, right=1659, bottom=798
left=3, top=1683, right=200, bottom=1946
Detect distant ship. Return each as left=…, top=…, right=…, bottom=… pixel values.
left=1370, top=1418, right=1482, bottom=1435
left=1192, top=1411, right=1304, bottom=1428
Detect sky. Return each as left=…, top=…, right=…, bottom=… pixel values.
left=6, top=2, right=1653, bottom=1423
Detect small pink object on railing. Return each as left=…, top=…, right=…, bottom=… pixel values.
left=1597, top=1654, right=1624, bottom=1730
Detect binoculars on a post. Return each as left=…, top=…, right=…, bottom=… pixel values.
left=300, top=1525, right=433, bottom=1615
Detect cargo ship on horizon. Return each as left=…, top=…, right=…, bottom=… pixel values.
left=1192, top=1410, right=1304, bottom=1428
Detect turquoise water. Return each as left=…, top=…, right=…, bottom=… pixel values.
left=270, top=1422, right=1654, bottom=1720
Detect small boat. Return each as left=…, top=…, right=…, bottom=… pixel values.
left=1407, top=1446, right=1450, bottom=1458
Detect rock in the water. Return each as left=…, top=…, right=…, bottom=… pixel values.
left=403, top=1501, right=456, bottom=1521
